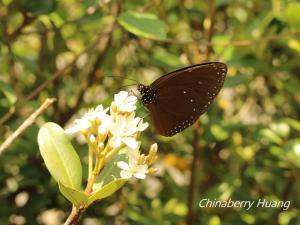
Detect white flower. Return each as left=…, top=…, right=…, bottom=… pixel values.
left=112, top=91, right=137, bottom=113
left=117, top=149, right=148, bottom=179
left=109, top=114, right=148, bottom=149
left=65, top=117, right=92, bottom=134
left=85, top=105, right=110, bottom=124
left=65, top=105, right=110, bottom=134
left=97, top=113, right=113, bottom=137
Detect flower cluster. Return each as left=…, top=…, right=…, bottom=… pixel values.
left=65, top=91, right=157, bottom=180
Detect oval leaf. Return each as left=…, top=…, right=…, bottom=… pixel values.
left=210, top=124, right=229, bottom=141
left=0, top=80, right=17, bottom=105
left=38, top=122, right=82, bottom=190
left=284, top=3, right=300, bottom=27
left=286, top=139, right=300, bottom=168
left=87, top=179, right=127, bottom=206
left=59, top=182, right=87, bottom=207
left=152, top=48, right=184, bottom=71
left=259, top=128, right=282, bottom=145
left=21, top=0, right=57, bottom=15
left=118, top=11, right=168, bottom=40
left=270, top=121, right=290, bottom=138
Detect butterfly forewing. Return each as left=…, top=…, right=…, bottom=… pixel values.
left=151, top=62, right=227, bottom=91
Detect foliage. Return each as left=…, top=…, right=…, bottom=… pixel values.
left=0, top=0, right=300, bottom=224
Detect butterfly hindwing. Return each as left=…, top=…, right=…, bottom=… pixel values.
left=146, top=86, right=201, bottom=136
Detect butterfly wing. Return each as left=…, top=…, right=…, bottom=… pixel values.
left=146, top=62, right=227, bottom=136
left=152, top=62, right=227, bottom=92
left=146, top=86, right=204, bottom=136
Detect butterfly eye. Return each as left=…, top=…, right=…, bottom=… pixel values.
left=137, top=84, right=144, bottom=92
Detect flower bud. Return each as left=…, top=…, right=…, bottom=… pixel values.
left=110, top=102, right=118, bottom=114
left=148, top=167, right=158, bottom=174
left=147, top=143, right=158, bottom=165
left=89, top=134, right=96, bottom=143
left=138, top=154, right=146, bottom=165
left=98, top=142, right=104, bottom=151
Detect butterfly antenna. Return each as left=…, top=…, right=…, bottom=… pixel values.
left=137, top=111, right=149, bottom=127
left=116, top=84, right=139, bottom=93
left=135, top=102, right=150, bottom=127
left=104, top=75, right=139, bottom=83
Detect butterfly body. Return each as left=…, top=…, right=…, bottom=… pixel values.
left=138, top=62, right=227, bottom=137
left=137, top=84, right=156, bottom=105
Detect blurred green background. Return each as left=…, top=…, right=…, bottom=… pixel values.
left=1, top=0, right=300, bottom=224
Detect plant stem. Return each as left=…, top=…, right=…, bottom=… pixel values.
left=104, top=145, right=122, bottom=163
left=62, top=2, right=121, bottom=224
left=88, top=145, right=93, bottom=180
left=63, top=206, right=85, bottom=225
left=85, top=155, right=100, bottom=195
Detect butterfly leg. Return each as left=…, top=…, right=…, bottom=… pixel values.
left=128, top=89, right=141, bottom=100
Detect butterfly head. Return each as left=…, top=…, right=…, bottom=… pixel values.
left=137, top=84, right=156, bottom=105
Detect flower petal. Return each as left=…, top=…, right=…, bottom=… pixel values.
left=127, top=96, right=137, bottom=102
left=65, top=126, right=81, bottom=134
left=140, top=164, right=148, bottom=171
left=133, top=172, right=146, bottom=179
left=123, top=137, right=138, bottom=149
left=110, top=136, right=122, bottom=148
left=117, top=161, right=130, bottom=170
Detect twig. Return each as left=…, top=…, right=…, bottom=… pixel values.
left=187, top=1, right=216, bottom=224
left=0, top=24, right=114, bottom=127
left=12, top=6, right=101, bottom=37
left=218, top=29, right=300, bottom=47
left=0, top=98, right=56, bottom=156
left=270, top=176, right=294, bottom=225
left=0, top=11, right=23, bottom=100
left=165, top=28, right=300, bottom=47
left=63, top=206, right=85, bottom=225
left=58, top=17, right=117, bottom=125
left=9, top=12, right=37, bottom=41
left=187, top=122, right=201, bottom=225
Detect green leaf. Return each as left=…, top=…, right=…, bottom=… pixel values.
left=286, top=139, right=300, bottom=169
left=58, top=182, right=87, bottom=207
left=223, top=74, right=251, bottom=88
left=212, top=35, right=234, bottom=61
left=210, top=124, right=229, bottom=141
left=270, top=121, right=290, bottom=138
left=259, top=128, right=282, bottom=145
left=54, top=28, right=69, bottom=53
left=152, top=48, right=184, bottom=71
left=118, top=11, right=168, bottom=40
left=37, top=122, right=82, bottom=190
left=0, top=80, right=17, bottom=105
left=284, top=3, right=300, bottom=27
left=87, top=179, right=127, bottom=206
left=284, top=118, right=300, bottom=131
left=284, top=79, right=300, bottom=94
left=21, top=0, right=57, bottom=15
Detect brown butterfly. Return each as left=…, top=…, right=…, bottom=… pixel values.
left=137, top=62, right=227, bottom=137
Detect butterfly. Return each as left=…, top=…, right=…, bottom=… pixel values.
left=137, top=62, right=227, bottom=137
